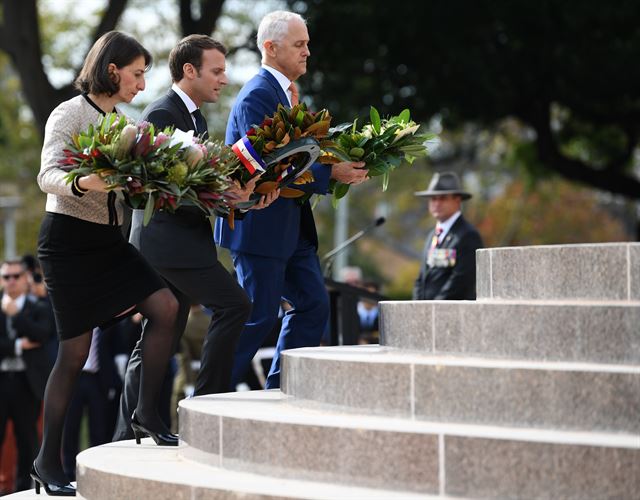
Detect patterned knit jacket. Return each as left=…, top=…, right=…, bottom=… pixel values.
left=38, top=94, right=124, bottom=226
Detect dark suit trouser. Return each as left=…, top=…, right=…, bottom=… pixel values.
left=0, top=371, right=40, bottom=492
left=230, top=237, right=329, bottom=389
left=112, top=261, right=251, bottom=441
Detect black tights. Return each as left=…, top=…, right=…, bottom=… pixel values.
left=35, top=288, right=178, bottom=485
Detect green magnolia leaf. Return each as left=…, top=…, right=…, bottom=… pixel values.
left=370, top=106, right=381, bottom=134
left=398, top=109, right=411, bottom=123
left=322, top=147, right=352, bottom=162
left=128, top=195, right=143, bottom=209
left=334, top=181, right=350, bottom=199
left=367, top=160, right=390, bottom=176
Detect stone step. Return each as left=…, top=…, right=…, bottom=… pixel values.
left=380, top=299, right=640, bottom=364
left=178, top=390, right=639, bottom=499
left=476, top=242, right=640, bottom=301
left=281, top=346, right=640, bottom=433
left=71, top=440, right=433, bottom=500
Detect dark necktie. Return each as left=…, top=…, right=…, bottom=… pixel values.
left=192, top=108, right=208, bottom=138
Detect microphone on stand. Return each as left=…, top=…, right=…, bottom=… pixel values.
left=322, top=217, right=386, bottom=278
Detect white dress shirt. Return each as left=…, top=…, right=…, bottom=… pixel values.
left=1, top=293, right=27, bottom=371
left=435, top=211, right=461, bottom=244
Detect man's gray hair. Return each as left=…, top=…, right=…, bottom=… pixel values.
left=257, top=11, right=306, bottom=57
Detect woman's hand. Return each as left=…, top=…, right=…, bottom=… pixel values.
left=77, top=174, right=111, bottom=193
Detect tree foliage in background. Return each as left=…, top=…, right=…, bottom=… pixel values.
left=0, top=0, right=634, bottom=269
left=0, top=0, right=224, bottom=136
left=470, top=179, right=629, bottom=247
left=0, top=0, right=228, bottom=256
left=290, top=0, right=640, bottom=200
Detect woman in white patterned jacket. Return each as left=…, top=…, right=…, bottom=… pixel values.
left=32, top=31, right=179, bottom=497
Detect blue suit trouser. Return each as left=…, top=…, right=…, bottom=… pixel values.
left=230, top=238, right=329, bottom=389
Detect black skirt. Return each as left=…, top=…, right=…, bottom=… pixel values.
left=38, top=212, right=167, bottom=340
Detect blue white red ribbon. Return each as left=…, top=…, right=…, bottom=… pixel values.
left=232, top=136, right=266, bottom=174
left=276, top=164, right=296, bottom=181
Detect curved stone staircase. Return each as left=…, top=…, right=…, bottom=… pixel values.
left=8, top=243, right=639, bottom=499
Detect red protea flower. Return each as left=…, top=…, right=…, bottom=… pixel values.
left=126, top=178, right=144, bottom=194
left=133, top=132, right=152, bottom=157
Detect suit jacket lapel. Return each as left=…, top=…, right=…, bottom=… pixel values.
left=258, top=68, right=289, bottom=106
left=440, top=232, right=454, bottom=248
left=440, top=215, right=467, bottom=249
left=166, top=89, right=197, bottom=133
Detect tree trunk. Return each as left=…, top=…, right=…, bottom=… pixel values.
left=0, top=0, right=127, bottom=137
left=179, top=0, right=225, bottom=36
left=529, top=107, right=640, bottom=201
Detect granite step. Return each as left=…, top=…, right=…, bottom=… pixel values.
left=69, top=440, right=434, bottom=500
left=177, top=390, right=639, bottom=499
left=281, top=345, right=640, bottom=433
left=379, top=299, right=640, bottom=364
left=476, top=242, right=640, bottom=301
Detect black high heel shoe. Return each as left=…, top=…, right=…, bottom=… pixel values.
left=30, top=462, right=76, bottom=496
left=131, top=412, right=178, bottom=446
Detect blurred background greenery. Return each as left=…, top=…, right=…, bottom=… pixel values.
left=0, top=0, right=637, bottom=299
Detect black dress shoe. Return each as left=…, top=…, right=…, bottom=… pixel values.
left=131, top=412, right=178, bottom=446
left=30, top=462, right=76, bottom=496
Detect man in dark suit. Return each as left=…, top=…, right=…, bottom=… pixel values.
left=214, top=11, right=368, bottom=389
left=0, top=260, right=53, bottom=492
left=413, top=172, right=484, bottom=300
left=113, top=35, right=260, bottom=441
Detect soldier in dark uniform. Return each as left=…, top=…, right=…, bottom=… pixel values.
left=413, top=172, right=483, bottom=300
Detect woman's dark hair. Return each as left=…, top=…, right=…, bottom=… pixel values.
left=169, top=35, right=226, bottom=82
left=74, top=31, right=152, bottom=96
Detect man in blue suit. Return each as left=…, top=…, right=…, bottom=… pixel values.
left=215, top=10, right=368, bottom=389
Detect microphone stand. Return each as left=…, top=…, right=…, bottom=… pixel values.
left=322, top=217, right=385, bottom=278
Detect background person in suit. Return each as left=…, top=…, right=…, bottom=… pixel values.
left=215, top=10, right=368, bottom=389
left=357, top=281, right=381, bottom=345
left=114, top=34, right=272, bottom=441
left=21, top=255, right=57, bottom=367
left=413, top=171, right=484, bottom=300
left=0, top=260, right=53, bottom=492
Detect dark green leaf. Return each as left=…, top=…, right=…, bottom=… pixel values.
left=370, top=106, right=381, bottom=134
left=143, top=194, right=155, bottom=226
